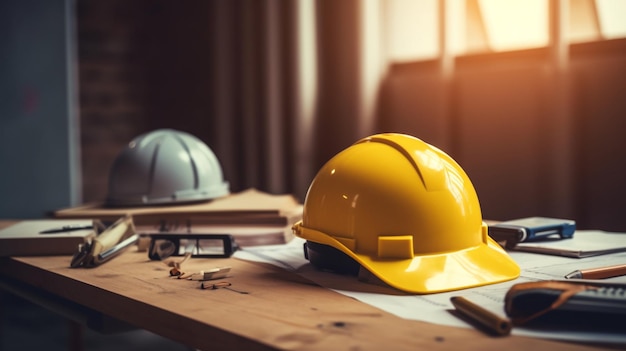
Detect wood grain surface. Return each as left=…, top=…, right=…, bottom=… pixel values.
left=0, top=222, right=606, bottom=351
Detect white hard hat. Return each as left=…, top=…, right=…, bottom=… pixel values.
left=105, top=129, right=229, bottom=206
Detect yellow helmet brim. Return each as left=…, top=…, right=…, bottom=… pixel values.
left=294, top=221, right=520, bottom=294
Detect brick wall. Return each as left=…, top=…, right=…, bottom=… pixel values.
left=77, top=0, right=214, bottom=203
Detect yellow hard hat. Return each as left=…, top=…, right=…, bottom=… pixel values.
left=293, top=133, right=520, bottom=294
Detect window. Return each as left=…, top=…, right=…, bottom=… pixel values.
left=479, top=0, right=548, bottom=52
left=385, top=0, right=439, bottom=61
left=596, top=0, right=626, bottom=39
left=385, top=0, right=626, bottom=63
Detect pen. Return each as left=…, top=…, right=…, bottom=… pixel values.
left=40, top=225, right=94, bottom=234
left=450, top=296, right=512, bottom=336
left=564, top=263, right=626, bottom=279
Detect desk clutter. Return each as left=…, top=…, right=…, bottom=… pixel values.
left=238, top=237, right=626, bottom=346
left=3, top=132, right=626, bottom=349
left=55, top=129, right=302, bottom=248
left=54, top=188, right=302, bottom=247
left=69, top=215, right=138, bottom=268
left=161, top=253, right=248, bottom=294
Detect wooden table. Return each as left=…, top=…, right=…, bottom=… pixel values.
left=0, top=226, right=607, bottom=350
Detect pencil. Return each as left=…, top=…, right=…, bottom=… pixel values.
left=450, top=296, right=512, bottom=336
left=564, top=263, right=626, bottom=279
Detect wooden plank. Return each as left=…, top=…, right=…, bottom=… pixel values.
left=0, top=246, right=604, bottom=351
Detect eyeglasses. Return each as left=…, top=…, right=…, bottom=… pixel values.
left=148, top=234, right=239, bottom=260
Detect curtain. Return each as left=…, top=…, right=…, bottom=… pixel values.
left=207, top=0, right=388, bottom=201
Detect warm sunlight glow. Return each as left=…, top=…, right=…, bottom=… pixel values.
left=479, top=0, right=548, bottom=51
left=596, top=0, right=626, bottom=39
left=447, top=0, right=466, bottom=55
left=568, top=0, right=601, bottom=43
left=385, top=0, right=626, bottom=63
left=387, top=0, right=438, bottom=61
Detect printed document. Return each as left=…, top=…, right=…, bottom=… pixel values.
left=235, top=232, right=626, bottom=345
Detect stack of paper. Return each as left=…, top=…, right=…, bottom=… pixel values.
left=0, top=220, right=95, bottom=256
left=53, top=188, right=303, bottom=247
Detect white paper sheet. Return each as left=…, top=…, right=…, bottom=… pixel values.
left=235, top=235, right=626, bottom=345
